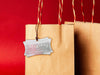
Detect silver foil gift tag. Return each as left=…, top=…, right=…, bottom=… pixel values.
left=23, top=38, right=53, bottom=57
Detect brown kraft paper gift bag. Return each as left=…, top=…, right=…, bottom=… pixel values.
left=25, top=24, right=74, bottom=75
left=65, top=0, right=100, bottom=75
left=24, top=0, right=74, bottom=75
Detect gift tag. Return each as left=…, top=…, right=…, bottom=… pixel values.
left=23, top=38, right=53, bottom=57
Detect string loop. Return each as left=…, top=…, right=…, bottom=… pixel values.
left=72, top=0, right=95, bottom=23
left=58, top=0, right=63, bottom=25
left=36, top=0, right=43, bottom=41
left=81, top=0, right=84, bottom=21
left=72, top=0, right=76, bottom=22
left=92, top=0, right=95, bottom=23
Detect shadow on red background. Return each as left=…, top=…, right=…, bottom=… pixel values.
left=0, top=0, right=100, bottom=75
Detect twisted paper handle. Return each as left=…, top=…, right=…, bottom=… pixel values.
left=72, top=0, right=76, bottom=22
left=72, top=0, right=95, bottom=23
left=81, top=0, right=84, bottom=21
left=36, top=0, right=43, bottom=41
left=58, top=0, right=63, bottom=25
left=37, top=0, right=43, bottom=25
left=92, top=0, right=95, bottom=23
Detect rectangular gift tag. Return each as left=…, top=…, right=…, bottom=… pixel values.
left=23, top=38, right=53, bottom=57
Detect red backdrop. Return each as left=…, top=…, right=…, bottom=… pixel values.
left=0, top=0, right=100, bottom=75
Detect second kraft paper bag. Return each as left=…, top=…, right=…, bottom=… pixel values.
left=65, top=0, right=100, bottom=74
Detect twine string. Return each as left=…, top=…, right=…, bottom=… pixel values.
left=72, top=0, right=95, bottom=23
left=92, top=0, right=95, bottom=23
left=58, top=0, right=63, bottom=25
left=72, top=0, right=76, bottom=22
left=81, top=0, right=84, bottom=21
left=35, top=0, right=43, bottom=41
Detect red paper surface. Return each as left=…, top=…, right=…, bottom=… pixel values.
left=0, top=0, right=100, bottom=75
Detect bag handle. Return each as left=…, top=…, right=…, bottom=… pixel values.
left=92, top=0, right=95, bottom=23
left=81, top=0, right=84, bottom=21
left=35, top=0, right=43, bottom=41
left=72, top=0, right=95, bottom=23
left=58, top=0, right=63, bottom=25
left=35, top=0, right=64, bottom=41
left=72, top=0, right=76, bottom=23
